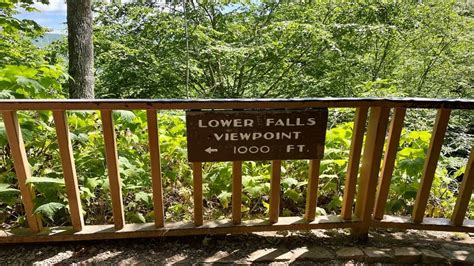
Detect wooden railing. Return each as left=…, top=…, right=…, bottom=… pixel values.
left=0, top=98, right=473, bottom=243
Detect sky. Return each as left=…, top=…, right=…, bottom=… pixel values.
left=16, top=0, right=67, bottom=33
left=16, top=0, right=240, bottom=34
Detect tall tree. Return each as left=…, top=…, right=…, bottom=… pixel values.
left=67, top=0, right=95, bottom=98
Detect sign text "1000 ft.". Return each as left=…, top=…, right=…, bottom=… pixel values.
left=186, top=109, right=328, bottom=162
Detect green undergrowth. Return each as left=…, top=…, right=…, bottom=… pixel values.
left=0, top=109, right=472, bottom=229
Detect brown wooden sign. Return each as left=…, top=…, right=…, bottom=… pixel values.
left=186, top=109, right=328, bottom=162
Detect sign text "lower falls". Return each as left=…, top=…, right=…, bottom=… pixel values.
left=186, top=109, right=328, bottom=162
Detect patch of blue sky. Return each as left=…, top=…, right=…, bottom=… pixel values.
left=15, top=0, right=256, bottom=34
left=16, top=11, right=66, bottom=33
left=15, top=0, right=66, bottom=33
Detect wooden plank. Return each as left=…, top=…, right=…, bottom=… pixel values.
left=1, top=111, right=43, bottom=233
left=232, top=161, right=242, bottom=225
left=0, top=98, right=473, bottom=111
left=0, top=215, right=360, bottom=244
left=192, top=162, right=203, bottom=226
left=100, top=110, right=125, bottom=230
left=304, top=159, right=321, bottom=221
left=52, top=111, right=84, bottom=231
left=372, top=215, right=474, bottom=233
left=373, top=108, right=406, bottom=220
left=146, top=110, right=164, bottom=228
left=353, top=107, right=390, bottom=238
left=269, top=160, right=282, bottom=224
left=341, top=107, right=368, bottom=220
left=412, top=109, right=451, bottom=223
left=186, top=109, right=327, bottom=162
left=451, top=145, right=474, bottom=226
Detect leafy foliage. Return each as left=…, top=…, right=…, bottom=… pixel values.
left=0, top=1, right=472, bottom=229
left=0, top=0, right=67, bottom=99
left=1, top=111, right=471, bottom=228
left=92, top=2, right=473, bottom=99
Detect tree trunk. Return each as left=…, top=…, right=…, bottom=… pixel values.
left=67, top=0, right=95, bottom=99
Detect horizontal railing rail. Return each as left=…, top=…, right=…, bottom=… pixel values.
left=0, top=97, right=472, bottom=243
left=0, top=97, right=473, bottom=110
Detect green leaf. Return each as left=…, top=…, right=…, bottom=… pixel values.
left=0, top=122, right=6, bottom=146
left=135, top=191, right=152, bottom=206
left=402, top=190, right=418, bottom=200
left=113, top=110, right=136, bottom=123
left=85, top=177, right=102, bottom=190
left=453, top=166, right=466, bottom=179
left=0, top=183, right=20, bottom=205
left=214, top=191, right=230, bottom=208
left=389, top=200, right=403, bottom=213
left=284, top=189, right=300, bottom=202
left=34, top=202, right=66, bottom=221
left=26, top=176, right=65, bottom=185
left=316, top=207, right=327, bottom=216
left=408, top=131, right=431, bottom=143
left=262, top=200, right=270, bottom=213
left=0, top=90, right=14, bottom=99
left=0, top=183, right=19, bottom=194
left=126, top=212, right=146, bottom=223
left=282, top=177, right=298, bottom=188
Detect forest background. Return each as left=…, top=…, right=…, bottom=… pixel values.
left=0, top=1, right=473, bottom=228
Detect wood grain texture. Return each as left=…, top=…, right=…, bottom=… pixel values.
left=451, top=145, right=474, bottom=226
left=373, top=108, right=406, bottom=220
left=0, top=98, right=473, bottom=111
left=2, top=111, right=43, bottom=232
left=147, top=110, right=164, bottom=228
left=100, top=110, right=125, bottom=230
left=53, top=111, right=84, bottom=231
left=412, top=109, right=451, bottom=223
left=0, top=215, right=360, bottom=244
left=186, top=109, right=327, bottom=162
left=2, top=214, right=472, bottom=244
left=232, top=161, right=242, bottom=225
left=304, top=159, right=321, bottom=221
left=353, top=107, right=390, bottom=238
left=341, top=107, right=368, bottom=220
left=192, top=162, right=203, bottom=226
left=269, top=160, right=282, bottom=224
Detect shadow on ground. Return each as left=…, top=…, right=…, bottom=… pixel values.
left=0, top=229, right=473, bottom=264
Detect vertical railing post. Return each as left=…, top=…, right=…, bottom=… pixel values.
left=192, top=162, right=203, bottom=226
left=341, top=107, right=369, bottom=220
left=232, top=161, right=242, bottom=225
left=373, top=108, right=406, bottom=220
left=53, top=111, right=84, bottom=231
left=304, top=159, right=321, bottom=221
left=100, top=110, right=125, bottom=230
left=147, top=110, right=165, bottom=228
left=2, top=111, right=43, bottom=232
left=269, top=160, right=281, bottom=224
left=412, top=109, right=451, bottom=223
left=352, top=107, right=390, bottom=239
left=451, top=145, right=474, bottom=226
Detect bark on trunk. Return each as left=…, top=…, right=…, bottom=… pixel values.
left=67, top=0, right=95, bottom=99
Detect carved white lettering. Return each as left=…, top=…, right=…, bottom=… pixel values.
left=307, top=117, right=316, bottom=126
left=244, top=119, right=254, bottom=127
left=199, top=118, right=256, bottom=128
left=208, top=120, right=220, bottom=127
left=233, top=145, right=271, bottom=154
left=212, top=131, right=302, bottom=141
left=214, top=133, right=224, bottom=141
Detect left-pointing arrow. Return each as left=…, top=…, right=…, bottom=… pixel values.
left=205, top=147, right=218, bottom=154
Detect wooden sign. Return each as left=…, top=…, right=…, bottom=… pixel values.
left=186, top=109, right=328, bottom=162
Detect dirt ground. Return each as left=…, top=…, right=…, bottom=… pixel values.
left=0, top=229, right=473, bottom=264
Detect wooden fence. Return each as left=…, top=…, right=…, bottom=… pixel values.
left=0, top=98, right=473, bottom=243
